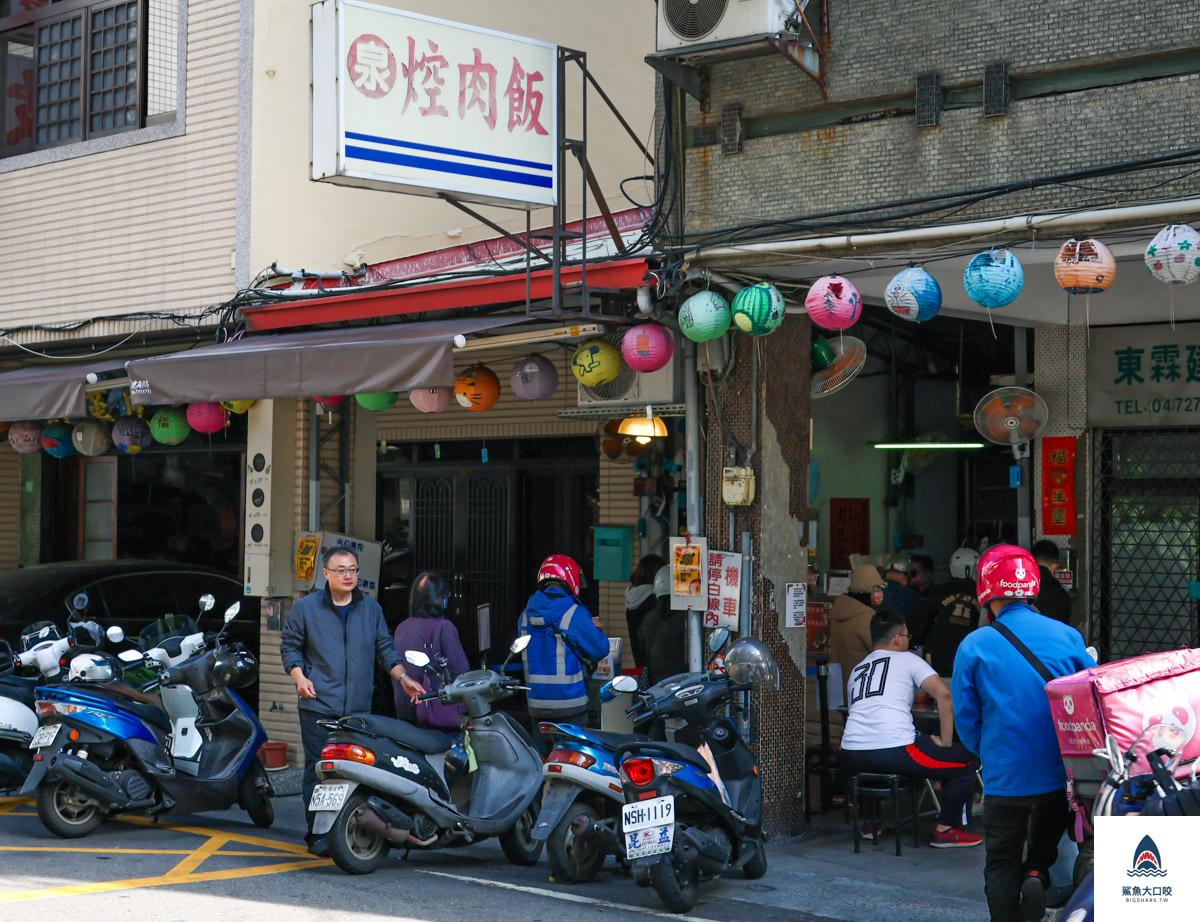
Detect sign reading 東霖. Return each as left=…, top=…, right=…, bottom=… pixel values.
left=311, top=0, right=557, bottom=209
left=1087, top=322, right=1200, bottom=427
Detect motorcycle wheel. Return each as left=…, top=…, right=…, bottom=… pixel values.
left=327, top=793, right=390, bottom=874
left=238, top=762, right=275, bottom=828
left=651, top=849, right=699, bottom=913
left=743, top=840, right=768, bottom=879
left=547, top=802, right=606, bottom=883
left=36, top=779, right=105, bottom=839
left=499, top=803, right=544, bottom=867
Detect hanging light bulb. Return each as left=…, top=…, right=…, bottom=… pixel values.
left=618, top=405, right=668, bottom=444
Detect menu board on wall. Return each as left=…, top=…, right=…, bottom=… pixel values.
left=829, top=498, right=870, bottom=570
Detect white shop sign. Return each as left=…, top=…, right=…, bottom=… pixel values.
left=311, top=0, right=558, bottom=208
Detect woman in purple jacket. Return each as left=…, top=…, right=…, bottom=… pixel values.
left=391, top=572, right=470, bottom=722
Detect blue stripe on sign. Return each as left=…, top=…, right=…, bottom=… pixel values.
left=345, top=145, right=554, bottom=189
left=345, top=131, right=553, bottom=172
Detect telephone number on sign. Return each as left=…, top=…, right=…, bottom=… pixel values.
left=1113, top=397, right=1200, bottom=415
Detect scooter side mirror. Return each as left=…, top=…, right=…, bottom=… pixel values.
left=199, top=594, right=216, bottom=613
left=509, top=635, right=531, bottom=655
left=117, top=649, right=144, bottom=664
left=223, top=602, right=241, bottom=623
left=611, top=675, right=639, bottom=694
left=72, top=591, right=89, bottom=612
left=709, top=627, right=730, bottom=653
left=405, top=650, right=431, bottom=668
left=106, top=625, right=125, bottom=644
left=1086, top=645, right=1099, bottom=662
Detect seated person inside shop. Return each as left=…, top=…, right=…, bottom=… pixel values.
left=840, top=609, right=982, bottom=847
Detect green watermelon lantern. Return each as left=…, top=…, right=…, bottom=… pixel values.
left=354, top=392, right=399, bottom=411
left=732, top=282, right=785, bottom=336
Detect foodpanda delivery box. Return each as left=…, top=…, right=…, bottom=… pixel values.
left=1046, top=648, right=1200, bottom=803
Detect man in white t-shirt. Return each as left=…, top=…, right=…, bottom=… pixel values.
left=841, top=609, right=982, bottom=848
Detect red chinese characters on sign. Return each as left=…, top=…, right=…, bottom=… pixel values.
left=704, top=551, right=742, bottom=630
left=401, top=37, right=449, bottom=115
left=829, top=498, right=870, bottom=571
left=346, top=34, right=397, bottom=99
left=1041, top=436, right=1077, bottom=536
left=503, top=58, right=548, bottom=135
left=458, top=48, right=497, bottom=128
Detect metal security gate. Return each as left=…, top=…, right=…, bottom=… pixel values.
left=1092, top=428, right=1200, bottom=660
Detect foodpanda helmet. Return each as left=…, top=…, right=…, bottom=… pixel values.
left=211, top=648, right=258, bottom=689
left=653, top=565, right=672, bottom=599
left=723, top=637, right=779, bottom=689
left=949, top=547, right=980, bottom=581
left=537, top=555, right=583, bottom=597
left=976, top=544, right=1041, bottom=607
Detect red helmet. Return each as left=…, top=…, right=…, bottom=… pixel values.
left=537, top=554, right=583, bottom=597
left=976, top=544, right=1041, bottom=607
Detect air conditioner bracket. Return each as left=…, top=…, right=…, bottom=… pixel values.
left=644, top=55, right=709, bottom=108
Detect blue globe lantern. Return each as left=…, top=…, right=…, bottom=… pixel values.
left=884, top=267, right=942, bottom=322
left=964, top=249, right=1024, bottom=309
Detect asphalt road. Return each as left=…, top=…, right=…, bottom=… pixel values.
left=0, top=793, right=840, bottom=922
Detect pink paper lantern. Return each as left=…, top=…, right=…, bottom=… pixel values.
left=409, top=387, right=452, bottom=414
left=804, top=275, right=862, bottom=331
left=314, top=395, right=344, bottom=406
left=186, top=402, right=228, bottom=434
left=621, top=324, right=674, bottom=373
left=8, top=420, right=43, bottom=454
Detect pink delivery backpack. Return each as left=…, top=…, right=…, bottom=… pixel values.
left=1046, top=648, right=1200, bottom=809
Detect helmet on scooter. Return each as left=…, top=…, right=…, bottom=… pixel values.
left=537, top=554, right=583, bottom=597
left=949, top=547, right=980, bottom=581
left=19, top=621, right=62, bottom=652
left=210, top=648, right=258, bottom=689
left=444, top=739, right=471, bottom=783
left=724, top=637, right=779, bottom=689
left=409, top=571, right=450, bottom=618
left=976, top=544, right=1040, bottom=607
left=67, top=652, right=117, bottom=683
left=653, top=565, right=672, bottom=599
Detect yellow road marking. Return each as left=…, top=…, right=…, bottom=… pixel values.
left=0, top=799, right=33, bottom=814
left=115, top=815, right=313, bottom=855
left=164, top=833, right=229, bottom=878
left=0, top=857, right=332, bottom=904
left=0, top=847, right=295, bottom=857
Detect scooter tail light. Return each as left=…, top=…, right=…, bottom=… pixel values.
left=36, top=700, right=85, bottom=718
left=621, top=757, right=657, bottom=787
left=320, top=743, right=376, bottom=766
left=547, top=748, right=596, bottom=769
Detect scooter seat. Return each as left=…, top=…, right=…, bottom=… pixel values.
left=70, top=682, right=171, bottom=732
left=580, top=729, right=651, bottom=750
left=349, top=714, right=455, bottom=754
left=0, top=674, right=37, bottom=711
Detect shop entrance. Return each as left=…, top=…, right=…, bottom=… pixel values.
left=377, top=437, right=599, bottom=667
left=1092, top=427, right=1200, bottom=659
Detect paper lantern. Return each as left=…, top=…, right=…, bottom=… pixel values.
left=964, top=249, right=1024, bottom=309
left=571, top=339, right=622, bottom=387
left=1145, top=224, right=1200, bottom=286
left=314, top=395, right=344, bottom=406
left=355, top=392, right=399, bottom=411
left=1053, top=238, right=1117, bottom=295
left=454, top=365, right=501, bottom=412
left=510, top=354, right=559, bottom=401
left=884, top=267, right=942, bottom=322
left=8, top=421, right=43, bottom=454
left=72, top=420, right=112, bottom=457
left=150, top=407, right=191, bottom=445
left=186, top=402, right=228, bottom=434
left=41, top=421, right=76, bottom=458
left=803, top=276, right=861, bottom=331
left=733, top=282, right=786, bottom=335
left=0, top=421, right=9, bottom=440
left=409, top=387, right=452, bottom=414
left=220, top=399, right=255, bottom=415
left=621, top=324, right=674, bottom=373
left=678, top=290, right=731, bottom=343
left=112, top=416, right=152, bottom=454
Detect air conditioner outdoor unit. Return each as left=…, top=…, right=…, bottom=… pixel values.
left=655, top=0, right=808, bottom=55
left=577, top=354, right=680, bottom=409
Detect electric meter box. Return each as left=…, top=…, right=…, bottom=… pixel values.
left=294, top=531, right=383, bottom=598
left=722, top=466, right=756, bottom=506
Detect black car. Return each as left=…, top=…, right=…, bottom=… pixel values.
left=0, top=561, right=260, bottom=711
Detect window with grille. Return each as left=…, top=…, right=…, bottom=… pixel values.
left=0, top=0, right=176, bottom=159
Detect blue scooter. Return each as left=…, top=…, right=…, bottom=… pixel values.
left=607, top=636, right=778, bottom=913
left=20, top=602, right=272, bottom=838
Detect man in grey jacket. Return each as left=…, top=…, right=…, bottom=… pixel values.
left=280, top=546, right=423, bottom=855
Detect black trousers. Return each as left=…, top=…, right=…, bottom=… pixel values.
left=841, top=734, right=980, bottom=827
left=299, top=708, right=333, bottom=838
left=982, top=792, right=1071, bottom=922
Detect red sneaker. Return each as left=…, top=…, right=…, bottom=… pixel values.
left=929, top=826, right=983, bottom=848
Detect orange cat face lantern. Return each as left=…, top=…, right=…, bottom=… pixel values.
left=454, top=365, right=501, bottom=412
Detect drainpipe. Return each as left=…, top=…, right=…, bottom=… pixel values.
left=308, top=404, right=320, bottom=532
left=1014, top=328, right=1032, bottom=548
left=684, top=339, right=704, bottom=672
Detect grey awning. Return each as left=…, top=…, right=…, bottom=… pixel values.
left=0, top=360, right=125, bottom=421
left=124, top=315, right=528, bottom=405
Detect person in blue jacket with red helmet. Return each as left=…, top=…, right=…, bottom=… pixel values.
left=518, top=555, right=610, bottom=727
left=952, top=544, right=1095, bottom=922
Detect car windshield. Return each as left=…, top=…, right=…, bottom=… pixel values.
left=138, top=614, right=200, bottom=650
